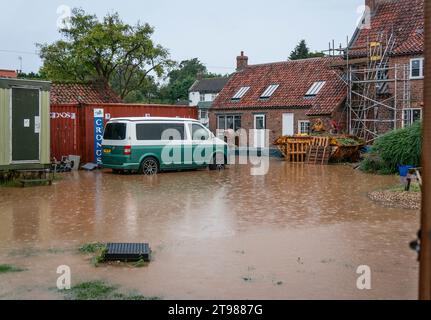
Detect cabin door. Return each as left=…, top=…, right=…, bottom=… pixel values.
left=11, top=88, right=40, bottom=163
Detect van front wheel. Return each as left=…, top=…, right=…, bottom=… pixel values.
left=139, top=157, right=159, bottom=175
left=209, top=153, right=226, bottom=171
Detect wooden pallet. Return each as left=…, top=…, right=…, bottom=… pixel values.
left=306, top=137, right=331, bottom=165
left=287, top=140, right=311, bottom=162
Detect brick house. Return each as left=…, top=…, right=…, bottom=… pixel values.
left=209, top=52, right=347, bottom=148
left=346, top=0, right=424, bottom=139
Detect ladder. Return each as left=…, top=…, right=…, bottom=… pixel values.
left=306, top=137, right=331, bottom=165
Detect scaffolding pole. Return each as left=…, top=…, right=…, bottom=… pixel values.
left=345, top=31, right=412, bottom=143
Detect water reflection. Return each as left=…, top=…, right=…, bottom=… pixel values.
left=0, top=160, right=420, bottom=299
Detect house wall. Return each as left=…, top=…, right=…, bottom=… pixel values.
left=391, top=55, right=424, bottom=109
left=209, top=108, right=336, bottom=147
left=189, top=91, right=219, bottom=107
left=374, top=54, right=424, bottom=133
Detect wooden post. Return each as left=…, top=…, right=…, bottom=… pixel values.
left=420, top=0, right=431, bottom=301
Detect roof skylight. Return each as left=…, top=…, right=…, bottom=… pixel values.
left=232, top=86, right=250, bottom=100
left=260, top=84, right=279, bottom=99
left=305, top=81, right=326, bottom=97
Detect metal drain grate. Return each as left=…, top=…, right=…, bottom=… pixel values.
left=105, top=243, right=151, bottom=262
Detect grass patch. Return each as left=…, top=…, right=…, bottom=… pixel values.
left=387, top=183, right=421, bottom=193
left=79, top=243, right=108, bottom=267
left=0, top=179, right=21, bottom=188
left=63, top=281, right=161, bottom=300
left=79, top=243, right=106, bottom=254
left=132, top=259, right=149, bottom=268
left=91, top=247, right=108, bottom=267
left=0, top=264, right=26, bottom=274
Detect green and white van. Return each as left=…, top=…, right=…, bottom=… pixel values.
left=102, top=117, right=229, bottom=175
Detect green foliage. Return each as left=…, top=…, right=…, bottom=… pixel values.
left=289, top=40, right=324, bottom=60
left=64, top=281, right=161, bottom=300
left=133, top=259, right=149, bottom=268
left=0, top=264, right=25, bottom=274
left=360, top=155, right=393, bottom=175
left=78, top=243, right=106, bottom=254
left=38, top=8, right=173, bottom=100
left=159, top=58, right=227, bottom=103
left=91, top=247, right=108, bottom=267
left=361, top=122, right=422, bottom=174
left=336, top=138, right=362, bottom=146
left=17, top=72, right=46, bottom=80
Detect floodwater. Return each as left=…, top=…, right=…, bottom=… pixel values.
left=0, top=159, right=420, bottom=300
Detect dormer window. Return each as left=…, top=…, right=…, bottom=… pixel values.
left=260, top=84, right=279, bottom=99
left=305, top=81, right=326, bottom=97
left=232, top=86, right=250, bottom=100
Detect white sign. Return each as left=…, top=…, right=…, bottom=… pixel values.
left=105, top=113, right=111, bottom=120
left=34, top=116, right=40, bottom=134
left=24, top=119, right=30, bottom=128
left=93, top=108, right=104, bottom=118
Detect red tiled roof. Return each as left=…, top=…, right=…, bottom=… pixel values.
left=50, top=82, right=122, bottom=105
left=350, top=0, right=424, bottom=56
left=0, top=69, right=17, bottom=78
left=211, top=57, right=347, bottom=116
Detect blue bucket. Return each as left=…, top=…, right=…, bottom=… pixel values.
left=398, top=165, right=414, bottom=177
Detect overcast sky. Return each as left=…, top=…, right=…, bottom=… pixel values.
left=0, top=0, right=363, bottom=74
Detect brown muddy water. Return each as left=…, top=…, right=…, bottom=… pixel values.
left=0, top=159, right=420, bottom=300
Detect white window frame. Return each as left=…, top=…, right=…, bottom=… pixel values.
left=403, top=108, right=422, bottom=127
left=298, top=120, right=311, bottom=135
left=200, top=93, right=206, bottom=102
left=232, top=86, right=250, bottom=100
left=217, top=115, right=242, bottom=131
left=410, top=58, right=424, bottom=80
left=199, top=109, right=208, bottom=120
left=260, top=84, right=280, bottom=99
left=305, top=81, right=326, bottom=97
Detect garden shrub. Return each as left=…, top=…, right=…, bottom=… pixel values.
left=360, top=122, right=422, bottom=174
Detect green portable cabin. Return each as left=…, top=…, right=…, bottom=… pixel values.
left=0, top=78, right=51, bottom=171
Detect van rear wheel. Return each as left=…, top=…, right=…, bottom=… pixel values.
left=140, top=157, right=159, bottom=175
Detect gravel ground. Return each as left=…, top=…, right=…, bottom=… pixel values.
left=368, top=191, right=421, bottom=210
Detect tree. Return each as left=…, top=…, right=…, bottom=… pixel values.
left=38, top=8, right=173, bottom=100
left=289, top=40, right=324, bottom=60
left=17, top=72, right=45, bottom=80
left=159, top=58, right=226, bottom=103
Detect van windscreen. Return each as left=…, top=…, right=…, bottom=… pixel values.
left=104, top=123, right=127, bottom=140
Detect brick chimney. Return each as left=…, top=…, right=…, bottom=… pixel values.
left=236, top=51, right=248, bottom=71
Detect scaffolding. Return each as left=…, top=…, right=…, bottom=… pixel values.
left=343, top=32, right=412, bottom=143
